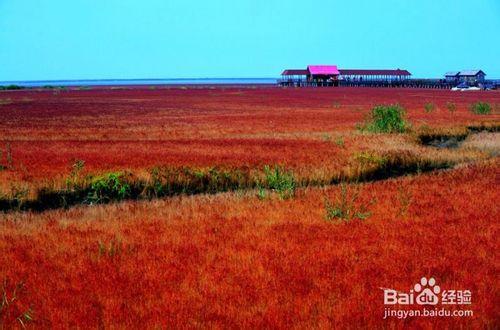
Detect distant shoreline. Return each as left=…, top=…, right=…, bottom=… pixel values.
left=0, top=78, right=278, bottom=88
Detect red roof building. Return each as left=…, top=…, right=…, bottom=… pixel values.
left=307, top=65, right=340, bottom=75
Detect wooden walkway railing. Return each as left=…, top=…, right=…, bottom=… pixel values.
left=277, top=79, right=457, bottom=89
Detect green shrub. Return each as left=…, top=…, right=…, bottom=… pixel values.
left=324, top=183, right=371, bottom=222
left=470, top=102, right=491, bottom=115
left=361, top=104, right=409, bottom=133
left=446, top=102, right=456, bottom=113
left=424, top=102, right=435, bottom=113
left=262, top=165, right=296, bottom=199
left=86, top=173, right=131, bottom=204
left=335, top=136, right=345, bottom=148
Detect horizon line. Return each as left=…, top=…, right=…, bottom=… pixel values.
left=0, top=77, right=280, bottom=84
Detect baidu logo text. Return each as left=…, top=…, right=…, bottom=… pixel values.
left=381, top=277, right=471, bottom=306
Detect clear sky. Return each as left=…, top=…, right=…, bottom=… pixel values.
left=0, top=0, right=499, bottom=81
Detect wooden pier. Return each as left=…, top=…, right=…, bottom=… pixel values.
left=278, top=78, right=458, bottom=89
left=278, top=66, right=498, bottom=89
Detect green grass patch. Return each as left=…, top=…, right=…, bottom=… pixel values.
left=85, top=172, right=132, bottom=204
left=259, top=165, right=296, bottom=199
left=360, top=104, right=409, bottom=133
left=324, top=183, right=371, bottom=222
left=424, top=102, right=435, bottom=113
left=470, top=102, right=491, bottom=115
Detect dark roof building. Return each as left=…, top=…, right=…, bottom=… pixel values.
left=338, top=69, right=411, bottom=81
left=339, top=69, right=411, bottom=76
left=459, top=70, right=486, bottom=84
left=281, top=69, right=309, bottom=76
left=444, top=70, right=486, bottom=85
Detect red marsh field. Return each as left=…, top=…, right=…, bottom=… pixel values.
left=0, top=86, right=499, bottom=328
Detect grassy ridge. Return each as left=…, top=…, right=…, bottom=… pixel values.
left=0, top=151, right=453, bottom=213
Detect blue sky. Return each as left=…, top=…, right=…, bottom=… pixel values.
left=0, top=0, right=499, bottom=80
